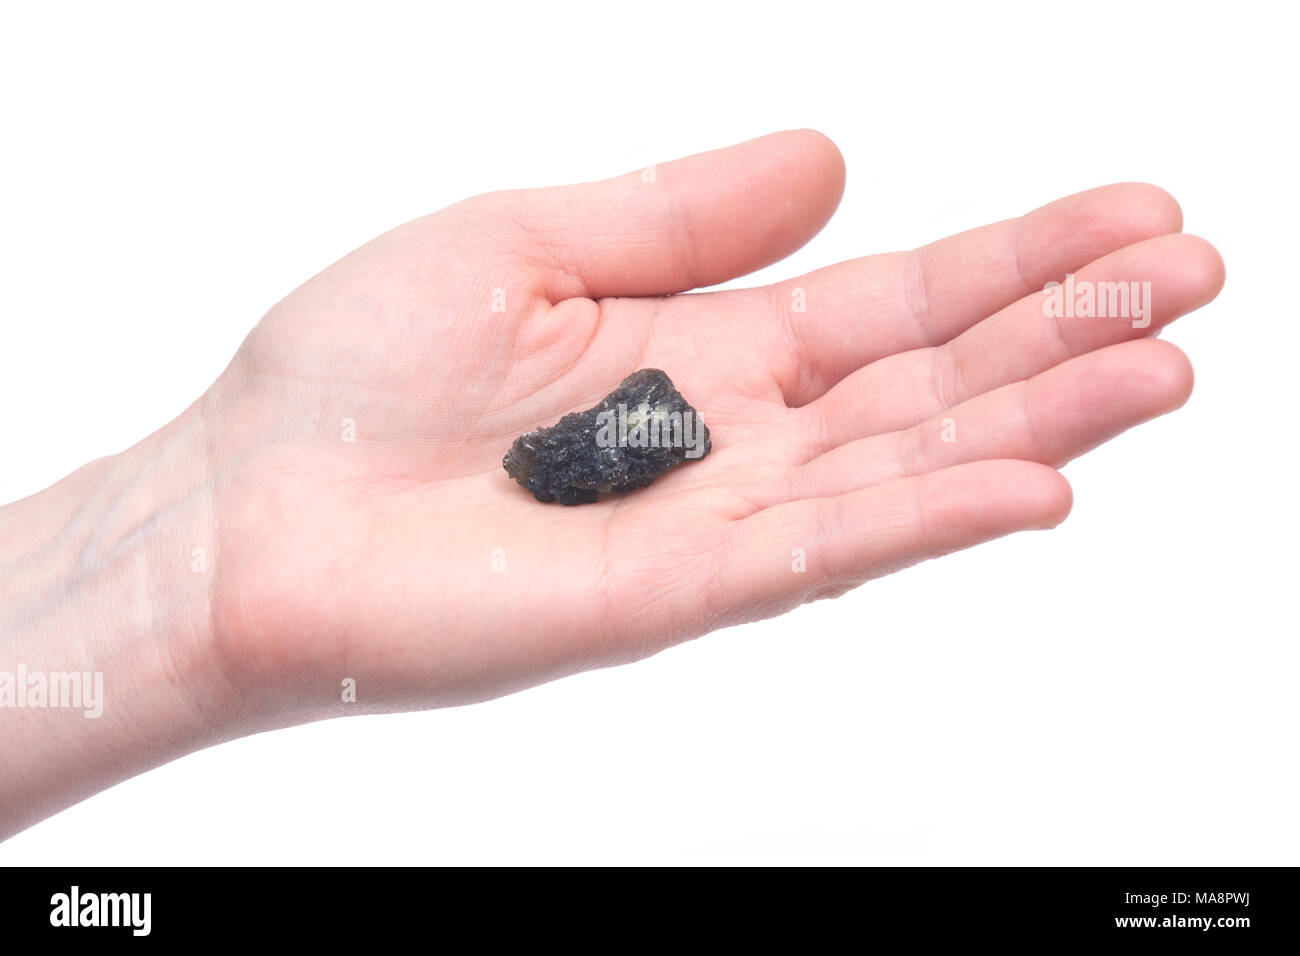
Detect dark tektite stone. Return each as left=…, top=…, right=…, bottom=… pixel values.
left=503, top=369, right=711, bottom=505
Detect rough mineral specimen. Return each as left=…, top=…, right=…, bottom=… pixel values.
left=503, top=368, right=711, bottom=505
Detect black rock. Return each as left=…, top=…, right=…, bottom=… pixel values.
left=503, top=369, right=711, bottom=505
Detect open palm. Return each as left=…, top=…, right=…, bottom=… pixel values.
left=202, top=131, right=1223, bottom=718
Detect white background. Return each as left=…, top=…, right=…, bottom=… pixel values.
left=2, top=2, right=1295, bottom=864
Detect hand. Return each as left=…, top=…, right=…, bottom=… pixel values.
left=0, top=130, right=1224, bottom=836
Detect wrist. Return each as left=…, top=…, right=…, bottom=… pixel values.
left=0, top=403, right=241, bottom=838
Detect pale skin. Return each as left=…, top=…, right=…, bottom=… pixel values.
left=0, top=131, right=1224, bottom=839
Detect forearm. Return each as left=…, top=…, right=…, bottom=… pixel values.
left=0, top=407, right=237, bottom=840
